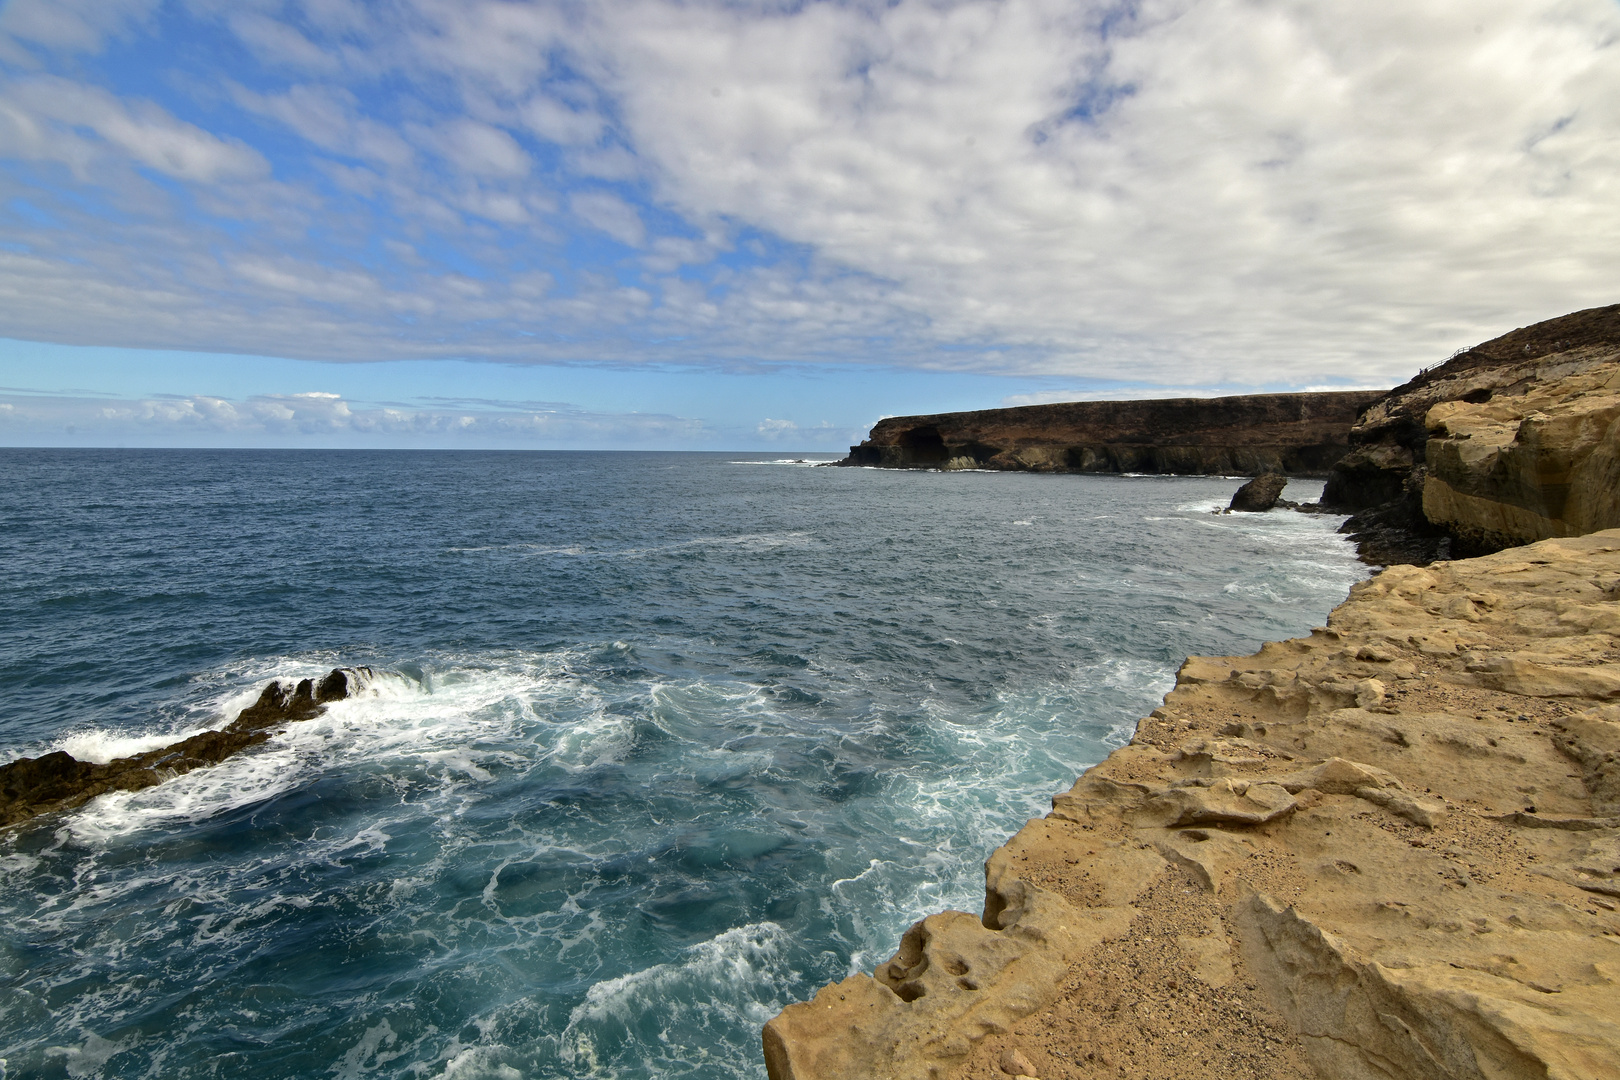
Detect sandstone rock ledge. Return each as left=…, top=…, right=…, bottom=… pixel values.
left=1323, top=304, right=1620, bottom=565
left=764, top=532, right=1620, bottom=1080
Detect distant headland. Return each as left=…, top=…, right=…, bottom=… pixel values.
left=767, top=304, right=1620, bottom=1080
left=833, top=390, right=1386, bottom=477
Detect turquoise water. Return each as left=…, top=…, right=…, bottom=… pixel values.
left=0, top=451, right=1365, bottom=1079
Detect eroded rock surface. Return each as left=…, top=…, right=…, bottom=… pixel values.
left=836, top=392, right=1385, bottom=477
left=0, top=668, right=366, bottom=827
left=1227, top=473, right=1289, bottom=513
left=1324, top=304, right=1620, bottom=564
left=763, top=532, right=1620, bottom=1080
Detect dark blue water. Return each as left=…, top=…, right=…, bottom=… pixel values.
left=0, top=450, right=1365, bottom=1079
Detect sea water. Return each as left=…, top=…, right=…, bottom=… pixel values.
left=0, top=450, right=1367, bottom=1079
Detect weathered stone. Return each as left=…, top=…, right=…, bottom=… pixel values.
left=1324, top=304, right=1620, bottom=563
left=1135, top=779, right=1298, bottom=828
left=0, top=667, right=369, bottom=828
left=1226, top=472, right=1288, bottom=512
left=765, top=531, right=1620, bottom=1080
left=835, top=391, right=1385, bottom=476
left=998, top=1047, right=1037, bottom=1077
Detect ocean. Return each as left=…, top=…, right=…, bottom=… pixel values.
left=0, top=450, right=1366, bottom=1079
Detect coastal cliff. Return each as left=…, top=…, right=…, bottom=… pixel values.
left=1323, top=305, right=1620, bottom=565
left=766, top=306, right=1620, bottom=1079
left=764, top=531, right=1620, bottom=1080
left=837, top=392, right=1385, bottom=477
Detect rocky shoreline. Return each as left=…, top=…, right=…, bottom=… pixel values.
left=766, top=306, right=1620, bottom=1080
left=1322, top=304, right=1620, bottom=567
left=764, top=530, right=1620, bottom=1080
left=0, top=668, right=366, bottom=827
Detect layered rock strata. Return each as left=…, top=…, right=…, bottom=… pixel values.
left=0, top=668, right=366, bottom=827
left=1324, top=305, right=1620, bottom=564
left=837, top=392, right=1386, bottom=477
left=763, top=532, right=1620, bottom=1080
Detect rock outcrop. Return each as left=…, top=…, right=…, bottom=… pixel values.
left=0, top=668, right=366, bottom=827
left=837, top=392, right=1386, bottom=477
left=763, top=532, right=1620, bottom=1080
left=1227, top=473, right=1288, bottom=513
left=1324, top=305, right=1620, bottom=564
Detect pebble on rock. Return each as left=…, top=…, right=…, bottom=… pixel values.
left=999, top=1047, right=1038, bottom=1077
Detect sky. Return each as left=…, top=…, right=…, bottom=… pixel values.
left=1, top=0, right=1617, bottom=450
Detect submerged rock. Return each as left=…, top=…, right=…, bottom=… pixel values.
left=0, top=667, right=368, bottom=828
left=1226, top=472, right=1288, bottom=512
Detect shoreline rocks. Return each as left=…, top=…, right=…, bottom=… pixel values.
left=1323, top=304, right=1620, bottom=565
left=0, top=667, right=367, bottom=828
left=1226, top=473, right=1288, bottom=513
left=833, top=305, right=1620, bottom=570
left=763, top=531, right=1620, bottom=1080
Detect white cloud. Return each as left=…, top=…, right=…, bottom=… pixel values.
left=0, top=390, right=708, bottom=447
left=1, top=75, right=268, bottom=183
left=228, top=13, right=341, bottom=73
left=570, top=191, right=647, bottom=247
left=419, top=118, right=532, bottom=179
left=520, top=94, right=605, bottom=146
left=230, top=83, right=415, bottom=168
left=1, top=0, right=1618, bottom=389
left=754, top=416, right=866, bottom=446
left=0, top=0, right=157, bottom=54
left=587, top=0, right=1620, bottom=381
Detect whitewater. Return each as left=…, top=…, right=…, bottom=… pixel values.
left=0, top=450, right=1366, bottom=1079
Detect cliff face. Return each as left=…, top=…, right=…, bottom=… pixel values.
left=839, top=392, right=1387, bottom=477
left=1323, top=305, right=1620, bottom=564
left=764, top=531, right=1620, bottom=1080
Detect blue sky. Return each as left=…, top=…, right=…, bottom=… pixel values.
left=2, top=0, right=1617, bottom=449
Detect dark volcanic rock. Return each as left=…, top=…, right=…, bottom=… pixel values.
left=0, top=667, right=370, bottom=828
left=1227, top=473, right=1288, bottom=512
left=837, top=391, right=1385, bottom=477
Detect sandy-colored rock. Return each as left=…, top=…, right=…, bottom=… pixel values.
left=1323, top=304, right=1620, bottom=563
left=764, top=531, right=1620, bottom=1080
left=998, top=1047, right=1037, bottom=1076
left=1424, top=363, right=1620, bottom=551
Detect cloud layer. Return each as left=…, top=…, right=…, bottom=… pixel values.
left=0, top=389, right=713, bottom=448
left=2, top=0, right=1618, bottom=388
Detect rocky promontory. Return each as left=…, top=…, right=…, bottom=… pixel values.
left=1323, top=305, right=1620, bottom=565
left=769, top=305, right=1620, bottom=1079
left=764, top=531, right=1620, bottom=1080
left=837, top=392, right=1386, bottom=476
left=0, top=668, right=367, bottom=827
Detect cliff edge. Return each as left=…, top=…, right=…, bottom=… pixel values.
left=1323, top=305, right=1620, bottom=565
left=837, top=392, right=1386, bottom=477
left=764, top=532, right=1620, bottom=1080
